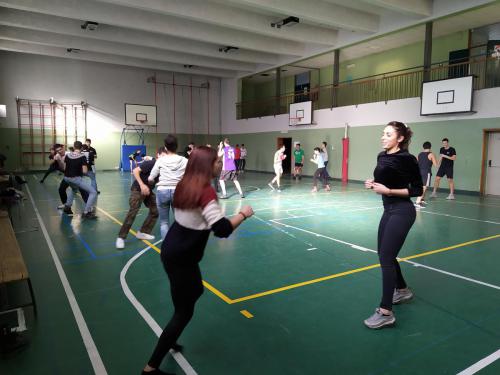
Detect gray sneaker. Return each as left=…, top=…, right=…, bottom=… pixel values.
left=364, top=308, right=396, bottom=329
left=430, top=192, right=437, bottom=198
left=446, top=194, right=455, bottom=200
left=393, top=288, right=413, bottom=304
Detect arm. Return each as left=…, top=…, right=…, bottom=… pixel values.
left=148, top=161, right=160, bottom=183
left=133, top=166, right=150, bottom=196
left=218, top=142, right=224, bottom=157
left=429, top=152, right=438, bottom=168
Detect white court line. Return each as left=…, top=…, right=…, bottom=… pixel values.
left=270, top=219, right=500, bottom=291
left=26, top=183, right=108, bottom=374
left=421, top=210, right=500, bottom=225
left=457, top=349, right=500, bottom=375
left=120, top=242, right=197, bottom=375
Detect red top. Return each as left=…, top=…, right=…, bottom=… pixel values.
left=234, top=147, right=241, bottom=159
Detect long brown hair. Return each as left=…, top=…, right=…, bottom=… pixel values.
left=174, top=146, right=218, bottom=209
left=387, top=121, right=413, bottom=150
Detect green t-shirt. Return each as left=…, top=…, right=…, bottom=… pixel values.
left=293, top=149, right=305, bottom=163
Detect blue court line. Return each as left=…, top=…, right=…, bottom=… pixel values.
left=59, top=212, right=97, bottom=259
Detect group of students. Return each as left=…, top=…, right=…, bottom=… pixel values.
left=40, top=139, right=100, bottom=219
left=268, top=141, right=331, bottom=192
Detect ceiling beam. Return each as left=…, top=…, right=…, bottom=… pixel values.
left=0, top=39, right=237, bottom=77
left=224, top=0, right=379, bottom=33
left=0, top=8, right=283, bottom=65
left=0, top=26, right=256, bottom=72
left=363, top=0, right=432, bottom=17
left=95, top=0, right=338, bottom=45
left=0, top=0, right=307, bottom=55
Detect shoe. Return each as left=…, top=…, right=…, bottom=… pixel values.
left=414, top=203, right=423, bottom=209
left=325, top=185, right=331, bottom=191
left=420, top=200, right=427, bottom=206
left=430, top=192, right=437, bottom=198
left=116, top=238, right=125, bottom=249
left=63, top=206, right=73, bottom=215
left=298, top=176, right=302, bottom=180
left=268, top=183, right=275, bottom=191
left=446, top=194, right=455, bottom=200
left=219, top=194, right=228, bottom=199
left=39, top=180, right=44, bottom=184
left=171, top=343, right=183, bottom=352
left=141, top=369, right=174, bottom=375
left=393, top=288, right=414, bottom=304
left=240, top=194, right=245, bottom=198
left=311, top=187, right=318, bottom=193
left=83, top=211, right=97, bottom=219
left=136, top=231, right=155, bottom=240
left=364, top=308, right=396, bottom=329
left=57, top=204, right=65, bottom=209
left=276, top=189, right=281, bottom=193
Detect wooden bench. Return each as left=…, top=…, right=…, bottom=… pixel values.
left=0, top=210, right=37, bottom=316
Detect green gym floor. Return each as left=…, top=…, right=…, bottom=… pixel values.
left=1, top=171, right=500, bottom=375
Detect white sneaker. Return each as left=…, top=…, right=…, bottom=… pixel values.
left=446, top=194, right=455, bottom=200
left=136, top=231, right=155, bottom=240
left=57, top=204, right=65, bottom=209
left=430, top=192, right=437, bottom=198
left=116, top=237, right=125, bottom=249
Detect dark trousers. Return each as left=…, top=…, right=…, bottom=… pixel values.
left=377, top=201, right=416, bottom=310
left=58, top=179, right=88, bottom=204
left=41, top=163, right=58, bottom=182
left=313, top=167, right=327, bottom=187
left=240, top=159, right=246, bottom=171
left=118, top=189, right=158, bottom=238
left=147, top=262, right=204, bottom=368
left=321, top=160, right=330, bottom=179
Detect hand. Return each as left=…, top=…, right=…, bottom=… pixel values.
left=364, top=179, right=374, bottom=189
left=240, top=205, right=254, bottom=219
left=371, top=182, right=390, bottom=195
left=140, top=184, right=150, bottom=196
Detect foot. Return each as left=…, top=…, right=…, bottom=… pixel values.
left=57, top=204, right=65, bottom=209
left=219, top=194, right=228, bottom=199
left=414, top=203, right=423, bottom=209
left=116, top=237, right=125, bottom=249
left=430, top=192, right=437, bottom=198
left=298, top=176, right=302, bottom=180
left=446, top=194, right=455, bottom=200
left=171, top=343, right=183, bottom=352
left=393, top=288, right=414, bottom=304
left=83, top=211, right=97, bottom=219
left=268, top=183, right=275, bottom=191
left=39, top=180, right=44, bottom=184
left=325, top=185, right=331, bottom=191
left=63, top=206, right=73, bottom=215
left=240, top=194, right=245, bottom=198
left=136, top=231, right=155, bottom=240
left=364, top=308, right=396, bottom=329
left=311, top=187, right=318, bottom=193
left=276, top=189, right=281, bottom=193
left=420, top=200, right=427, bottom=206
left=141, top=368, right=174, bottom=375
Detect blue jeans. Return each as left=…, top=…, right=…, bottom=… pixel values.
left=86, top=170, right=98, bottom=191
left=156, top=188, right=175, bottom=240
left=64, top=176, right=97, bottom=213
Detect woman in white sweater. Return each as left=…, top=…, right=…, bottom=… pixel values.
left=148, top=135, right=187, bottom=239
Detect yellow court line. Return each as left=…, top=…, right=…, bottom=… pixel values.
left=229, top=233, right=500, bottom=304
left=240, top=310, right=254, bottom=319
left=95, top=206, right=234, bottom=304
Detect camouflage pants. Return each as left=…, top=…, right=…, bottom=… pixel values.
left=118, top=189, right=158, bottom=239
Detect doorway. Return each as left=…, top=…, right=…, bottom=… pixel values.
left=277, top=137, right=292, bottom=174
left=481, top=129, right=500, bottom=196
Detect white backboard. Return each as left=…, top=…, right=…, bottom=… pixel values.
left=0, top=104, right=6, bottom=118
left=289, top=101, right=312, bottom=126
left=421, top=76, right=474, bottom=115
left=125, top=103, right=157, bottom=126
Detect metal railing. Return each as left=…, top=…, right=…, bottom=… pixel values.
left=236, top=55, right=500, bottom=119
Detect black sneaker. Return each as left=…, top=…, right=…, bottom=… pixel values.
left=83, top=212, right=97, bottom=220
left=63, top=206, right=73, bottom=215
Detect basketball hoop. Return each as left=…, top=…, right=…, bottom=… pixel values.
left=289, top=117, right=303, bottom=126
left=138, top=120, right=147, bottom=125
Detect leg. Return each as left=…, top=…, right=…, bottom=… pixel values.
left=432, top=176, right=442, bottom=194
left=219, top=180, right=227, bottom=196
left=40, top=163, right=57, bottom=183
left=59, top=180, right=69, bottom=204
left=140, top=191, right=159, bottom=235
left=118, top=190, right=144, bottom=239
left=448, top=178, right=455, bottom=195
left=157, top=189, right=173, bottom=240
left=233, top=180, right=243, bottom=195
left=146, top=264, right=203, bottom=370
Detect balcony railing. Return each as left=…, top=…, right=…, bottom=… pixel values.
left=236, top=55, right=500, bottom=120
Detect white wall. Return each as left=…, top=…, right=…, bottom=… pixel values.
left=0, top=51, right=221, bottom=135
left=221, top=77, right=500, bottom=134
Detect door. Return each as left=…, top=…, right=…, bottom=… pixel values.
left=485, top=132, right=500, bottom=195
left=277, top=137, right=292, bottom=174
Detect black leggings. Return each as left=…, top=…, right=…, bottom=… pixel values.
left=148, top=262, right=204, bottom=368
left=377, top=201, right=416, bottom=310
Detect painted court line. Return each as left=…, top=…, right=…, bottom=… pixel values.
left=120, top=241, right=197, bottom=375
left=457, top=348, right=500, bottom=375
left=421, top=210, right=500, bottom=225
left=26, top=183, right=108, bottom=375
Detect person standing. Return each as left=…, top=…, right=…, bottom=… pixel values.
left=430, top=138, right=457, bottom=200
left=268, top=145, right=286, bottom=192
left=310, top=147, right=330, bottom=192
left=116, top=150, right=161, bottom=249
left=218, top=138, right=244, bottom=199
left=415, top=141, right=438, bottom=208
left=141, top=146, right=254, bottom=375
left=240, top=144, right=247, bottom=173
left=85, top=138, right=99, bottom=194
left=40, top=146, right=58, bottom=183
left=364, top=121, right=423, bottom=329
left=148, top=135, right=188, bottom=240
left=63, top=141, right=98, bottom=219
left=234, top=144, right=241, bottom=172
left=321, top=141, right=330, bottom=180
left=293, top=143, right=305, bottom=180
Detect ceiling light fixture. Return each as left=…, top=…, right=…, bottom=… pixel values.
left=219, top=46, right=239, bottom=53
left=66, top=48, right=81, bottom=53
left=81, top=21, right=99, bottom=31
left=271, top=16, right=300, bottom=29
left=183, top=64, right=194, bottom=68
